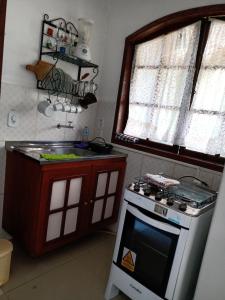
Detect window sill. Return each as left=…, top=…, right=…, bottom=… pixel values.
left=112, top=137, right=224, bottom=172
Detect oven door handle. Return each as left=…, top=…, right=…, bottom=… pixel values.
left=127, top=205, right=180, bottom=235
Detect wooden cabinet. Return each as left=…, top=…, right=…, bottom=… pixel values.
left=3, top=151, right=126, bottom=256
left=90, top=161, right=124, bottom=228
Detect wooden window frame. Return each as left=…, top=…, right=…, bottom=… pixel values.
left=112, top=4, right=225, bottom=172
left=0, top=0, right=6, bottom=90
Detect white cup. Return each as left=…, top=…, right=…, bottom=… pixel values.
left=84, top=82, right=90, bottom=94
left=38, top=100, right=54, bottom=117
left=63, top=103, right=71, bottom=112
left=53, top=102, right=63, bottom=111
left=77, top=105, right=83, bottom=113
left=70, top=105, right=77, bottom=113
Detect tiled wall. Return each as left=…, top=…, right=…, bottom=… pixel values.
left=0, top=81, right=98, bottom=227
left=114, top=146, right=222, bottom=191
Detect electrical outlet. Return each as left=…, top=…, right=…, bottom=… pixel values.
left=7, top=111, right=18, bottom=127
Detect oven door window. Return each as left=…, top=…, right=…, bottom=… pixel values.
left=116, top=208, right=179, bottom=298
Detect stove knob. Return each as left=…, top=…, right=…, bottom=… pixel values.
left=155, top=192, right=163, bottom=201
left=134, top=183, right=140, bottom=192
left=144, top=187, right=151, bottom=196
left=167, top=197, right=174, bottom=206
left=179, top=203, right=187, bottom=212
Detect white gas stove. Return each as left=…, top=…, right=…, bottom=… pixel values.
left=105, top=176, right=217, bottom=300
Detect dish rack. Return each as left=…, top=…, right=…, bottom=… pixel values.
left=26, top=14, right=99, bottom=111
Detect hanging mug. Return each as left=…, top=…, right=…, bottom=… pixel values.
left=63, top=103, right=71, bottom=112
left=53, top=102, right=63, bottom=111
left=70, top=105, right=77, bottom=113
left=38, top=100, right=54, bottom=117
left=90, top=82, right=97, bottom=94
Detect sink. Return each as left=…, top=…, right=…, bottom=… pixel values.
left=50, top=147, right=96, bottom=157
left=14, top=143, right=98, bottom=157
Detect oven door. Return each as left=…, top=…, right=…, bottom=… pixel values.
left=113, top=202, right=189, bottom=300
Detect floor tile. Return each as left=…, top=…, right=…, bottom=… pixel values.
left=5, top=234, right=127, bottom=300
left=3, top=233, right=114, bottom=293
left=0, top=294, right=7, bottom=300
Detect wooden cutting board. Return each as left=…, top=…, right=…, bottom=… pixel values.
left=26, top=60, right=54, bottom=81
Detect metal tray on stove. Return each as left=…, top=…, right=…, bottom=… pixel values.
left=167, top=182, right=217, bottom=208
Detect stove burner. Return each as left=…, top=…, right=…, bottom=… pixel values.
left=143, top=185, right=151, bottom=196
left=167, top=197, right=174, bottom=206
left=155, top=192, right=163, bottom=201
left=130, top=175, right=217, bottom=212
left=179, top=203, right=187, bottom=212
left=133, top=182, right=140, bottom=192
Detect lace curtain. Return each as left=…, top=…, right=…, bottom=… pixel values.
left=124, top=21, right=201, bottom=145
left=124, top=19, right=225, bottom=157
left=181, top=19, right=225, bottom=156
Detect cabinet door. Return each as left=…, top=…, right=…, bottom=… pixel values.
left=90, top=160, right=126, bottom=227
left=40, top=165, right=91, bottom=247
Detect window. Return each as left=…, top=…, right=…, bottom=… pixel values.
left=112, top=5, right=225, bottom=172
left=0, top=0, right=7, bottom=89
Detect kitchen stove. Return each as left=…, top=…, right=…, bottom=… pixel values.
left=105, top=175, right=217, bottom=300
left=129, top=175, right=217, bottom=216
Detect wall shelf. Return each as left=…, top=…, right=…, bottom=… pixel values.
left=41, top=51, right=98, bottom=68
left=38, top=14, right=99, bottom=98
left=26, top=14, right=99, bottom=114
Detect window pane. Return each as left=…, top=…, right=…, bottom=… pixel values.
left=130, top=68, right=157, bottom=104
left=124, top=104, right=179, bottom=144
left=162, top=23, right=200, bottom=67
left=192, top=69, right=225, bottom=112
left=184, top=113, right=222, bottom=154
left=125, top=104, right=151, bottom=139
left=183, top=19, right=225, bottom=156
left=135, top=37, right=163, bottom=66
left=156, top=69, right=189, bottom=107
left=150, top=108, right=179, bottom=144
left=125, top=21, right=201, bottom=145
left=202, top=19, right=225, bottom=67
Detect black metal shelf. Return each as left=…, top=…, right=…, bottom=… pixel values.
left=35, top=14, right=99, bottom=101
left=42, top=51, right=98, bottom=68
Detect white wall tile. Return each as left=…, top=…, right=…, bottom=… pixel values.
left=198, top=168, right=214, bottom=189
left=123, top=150, right=143, bottom=186
left=0, top=83, right=38, bottom=141
left=141, top=155, right=175, bottom=177
left=173, top=163, right=198, bottom=180
left=64, top=105, right=97, bottom=141
left=35, top=109, right=65, bottom=141
left=212, top=173, right=222, bottom=192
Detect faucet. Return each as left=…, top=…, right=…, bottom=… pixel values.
left=57, top=121, right=74, bottom=129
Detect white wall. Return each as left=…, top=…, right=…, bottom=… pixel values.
left=194, top=168, right=225, bottom=300
left=0, top=0, right=109, bottom=231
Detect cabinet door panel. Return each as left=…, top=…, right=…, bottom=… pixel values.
left=104, top=196, right=115, bottom=219
left=50, top=180, right=66, bottom=210
left=68, top=177, right=82, bottom=206
left=92, top=199, right=104, bottom=224
left=89, top=160, right=126, bottom=228
left=64, top=207, right=78, bottom=235
left=96, top=173, right=107, bottom=197
left=46, top=212, right=63, bottom=242
left=108, top=171, right=119, bottom=194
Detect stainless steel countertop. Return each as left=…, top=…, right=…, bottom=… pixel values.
left=5, top=141, right=127, bottom=165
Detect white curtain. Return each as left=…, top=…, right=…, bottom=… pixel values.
left=181, top=19, right=225, bottom=157
left=124, top=21, right=201, bottom=145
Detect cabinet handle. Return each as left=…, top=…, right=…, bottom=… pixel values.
left=84, top=202, right=88, bottom=206
left=90, top=200, right=93, bottom=204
